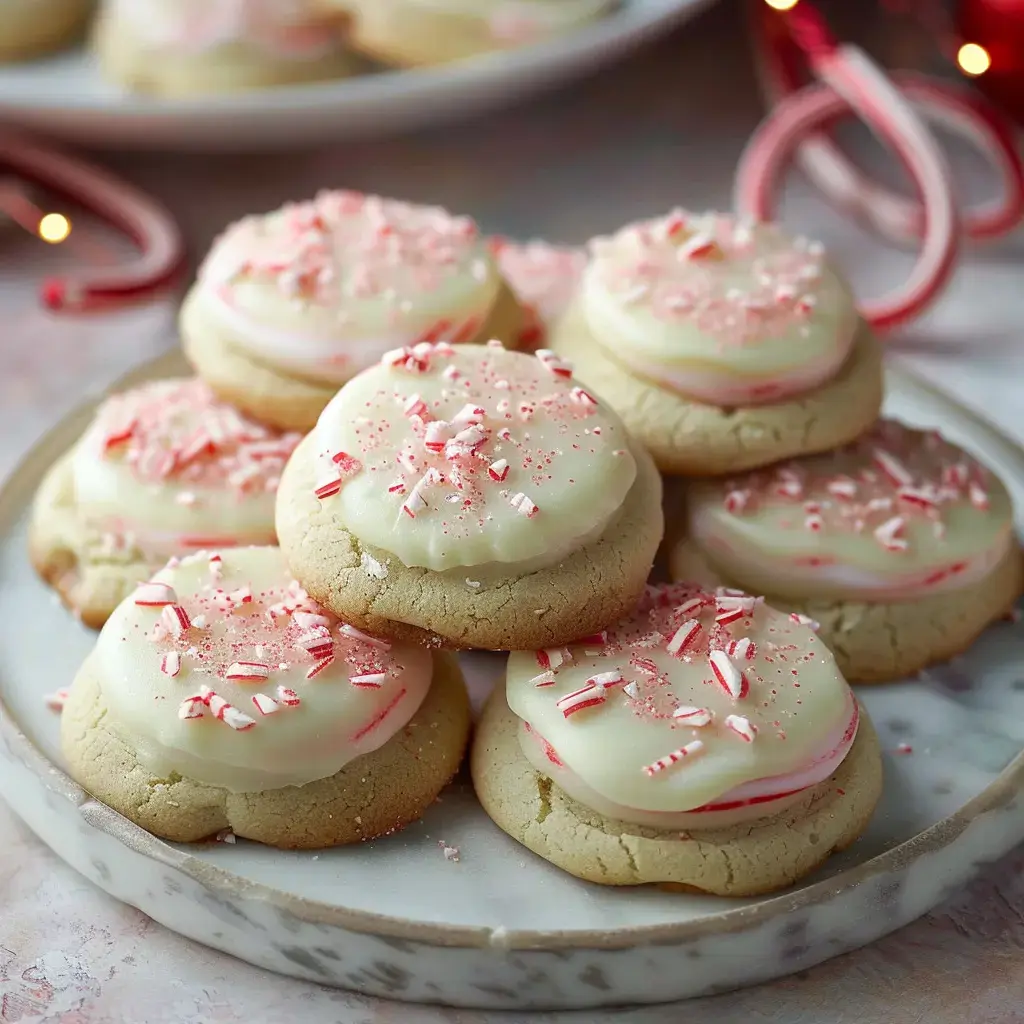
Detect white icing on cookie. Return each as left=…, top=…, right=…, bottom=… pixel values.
left=96, top=546, right=432, bottom=792
left=505, top=583, right=856, bottom=825
left=105, top=0, right=345, bottom=57
left=688, top=419, right=1017, bottom=601
left=491, top=239, right=584, bottom=350
left=311, top=341, right=637, bottom=571
left=72, top=379, right=300, bottom=558
left=574, top=211, right=859, bottom=405
left=187, top=192, right=502, bottom=384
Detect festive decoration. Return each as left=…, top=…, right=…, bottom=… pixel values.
left=957, top=0, right=1024, bottom=121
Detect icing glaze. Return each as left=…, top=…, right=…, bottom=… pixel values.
left=505, top=583, right=856, bottom=825
left=106, top=0, right=345, bottom=58
left=96, top=546, right=432, bottom=792
left=187, top=192, right=502, bottom=384
left=311, top=341, right=637, bottom=572
left=72, top=379, right=301, bottom=558
left=570, top=211, right=859, bottom=405
left=491, top=239, right=585, bottom=350
left=687, top=419, right=1016, bottom=601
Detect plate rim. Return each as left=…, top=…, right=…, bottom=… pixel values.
left=2, top=352, right=1023, bottom=952
left=0, top=0, right=709, bottom=118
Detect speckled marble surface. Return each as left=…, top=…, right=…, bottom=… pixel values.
left=3, top=0, right=1024, bottom=1019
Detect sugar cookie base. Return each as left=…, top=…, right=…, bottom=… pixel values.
left=29, top=450, right=154, bottom=630
left=181, top=280, right=526, bottom=433
left=61, top=650, right=471, bottom=847
left=0, top=0, right=92, bottom=61
left=550, top=308, right=884, bottom=476
left=276, top=433, right=664, bottom=650
left=92, top=8, right=362, bottom=95
left=471, top=689, right=882, bottom=896
left=668, top=537, right=1024, bottom=683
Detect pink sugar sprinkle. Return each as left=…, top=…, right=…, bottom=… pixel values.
left=725, top=714, right=758, bottom=742
left=672, top=706, right=712, bottom=727
left=666, top=619, right=702, bottom=656
left=160, top=651, right=181, bottom=677
left=642, top=740, right=704, bottom=776
left=45, top=689, right=70, bottom=712
left=134, top=581, right=177, bottom=607
left=709, top=650, right=748, bottom=699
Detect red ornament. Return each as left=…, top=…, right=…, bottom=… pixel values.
left=957, top=0, right=1024, bottom=122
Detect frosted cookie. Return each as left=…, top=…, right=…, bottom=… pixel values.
left=335, top=0, right=617, bottom=66
left=182, top=192, right=525, bottom=432
left=0, top=0, right=92, bottom=61
left=61, top=546, right=470, bottom=847
left=550, top=211, right=884, bottom=475
left=29, top=379, right=301, bottom=628
left=491, top=239, right=585, bottom=351
left=472, top=582, right=882, bottom=895
left=675, top=420, right=1023, bottom=682
left=276, top=341, right=663, bottom=650
left=93, top=0, right=360, bottom=96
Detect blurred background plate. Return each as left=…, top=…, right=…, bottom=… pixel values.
left=0, top=0, right=713, bottom=151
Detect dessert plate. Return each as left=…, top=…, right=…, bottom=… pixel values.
left=0, top=0, right=711, bottom=151
left=1, top=351, right=1023, bottom=1011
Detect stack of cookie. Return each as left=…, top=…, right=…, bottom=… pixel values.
left=3, top=0, right=622, bottom=93
left=33, top=194, right=1021, bottom=898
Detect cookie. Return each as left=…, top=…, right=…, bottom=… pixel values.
left=275, top=341, right=663, bottom=650
left=93, top=0, right=361, bottom=96
left=29, top=378, right=301, bottom=628
left=472, top=582, right=882, bottom=895
left=335, top=0, right=617, bottom=66
left=675, top=419, right=1024, bottom=681
left=0, top=0, right=92, bottom=61
left=60, top=546, right=471, bottom=847
left=182, top=192, right=525, bottom=432
left=491, top=239, right=585, bottom=351
left=549, top=211, right=884, bottom=475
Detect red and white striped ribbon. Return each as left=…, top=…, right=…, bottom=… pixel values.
left=736, top=1, right=1024, bottom=332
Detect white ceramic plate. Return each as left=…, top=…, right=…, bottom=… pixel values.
left=2, top=353, right=1024, bottom=1011
left=0, top=0, right=710, bottom=151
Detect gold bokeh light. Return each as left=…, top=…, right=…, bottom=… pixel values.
left=764, top=0, right=800, bottom=10
left=38, top=212, right=71, bottom=244
left=957, top=42, right=991, bottom=77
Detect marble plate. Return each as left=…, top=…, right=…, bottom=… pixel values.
left=1, top=353, right=1023, bottom=1011
left=0, top=0, right=710, bottom=151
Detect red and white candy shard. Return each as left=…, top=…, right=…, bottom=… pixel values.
left=672, top=706, right=712, bottom=726
left=709, top=650, right=748, bottom=700
left=134, top=582, right=177, bottom=607
left=642, top=740, right=704, bottom=776
left=725, top=714, right=758, bottom=742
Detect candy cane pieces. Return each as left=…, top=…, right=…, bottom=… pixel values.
left=134, top=582, right=177, bottom=607
left=709, top=650, right=748, bottom=700
left=556, top=683, right=607, bottom=718
left=643, top=740, right=705, bottom=776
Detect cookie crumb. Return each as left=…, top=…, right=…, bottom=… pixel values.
left=466, top=578, right=481, bottom=589
left=438, top=840, right=460, bottom=862
left=360, top=552, right=388, bottom=580
left=215, top=828, right=236, bottom=844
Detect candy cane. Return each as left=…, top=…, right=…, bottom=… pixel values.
left=0, top=130, right=184, bottom=311
left=736, top=3, right=963, bottom=330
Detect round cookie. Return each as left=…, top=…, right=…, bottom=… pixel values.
left=276, top=341, right=663, bottom=650
left=60, top=546, right=471, bottom=847
left=182, top=191, right=525, bottom=432
left=0, top=0, right=92, bottom=61
left=549, top=211, right=884, bottom=476
left=335, top=0, right=617, bottom=66
left=472, top=582, right=882, bottom=895
left=29, top=378, right=301, bottom=628
left=93, top=0, right=360, bottom=96
left=491, top=239, right=585, bottom=351
left=675, top=419, right=1023, bottom=682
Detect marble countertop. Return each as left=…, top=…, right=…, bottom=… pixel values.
left=3, top=2, right=1024, bottom=1020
